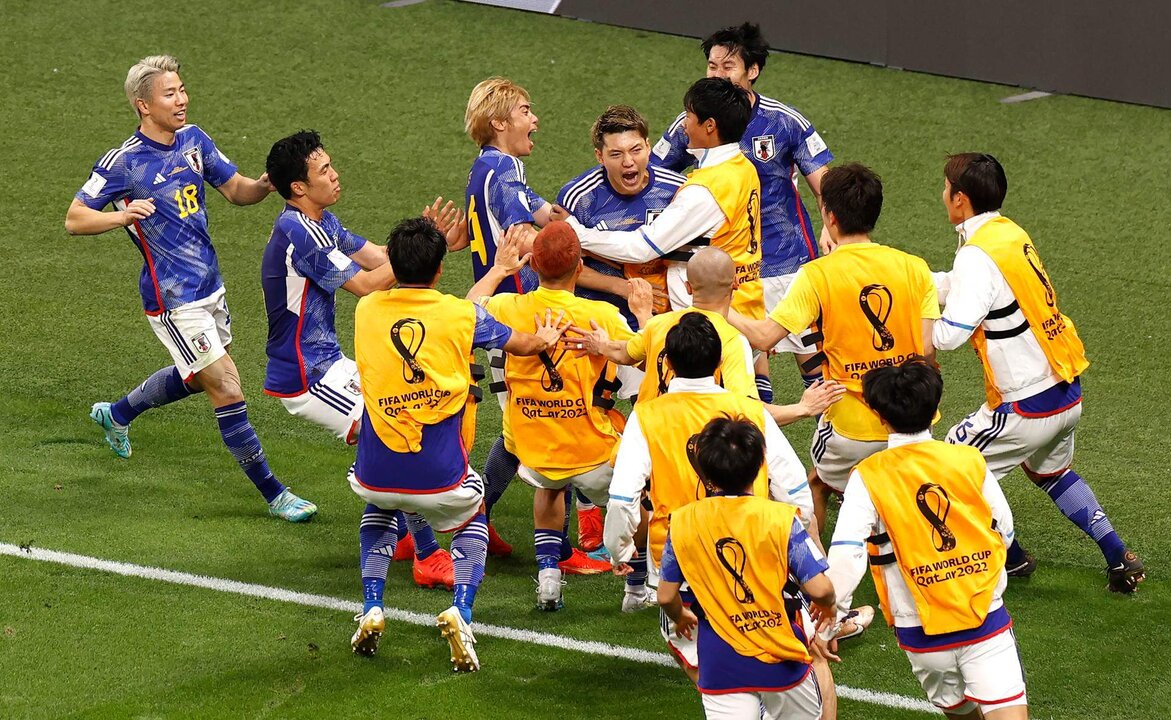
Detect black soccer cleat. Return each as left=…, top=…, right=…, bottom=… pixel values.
left=1107, top=549, right=1146, bottom=594
left=1005, top=550, right=1037, bottom=578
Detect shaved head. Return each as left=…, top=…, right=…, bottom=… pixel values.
left=686, top=247, right=735, bottom=302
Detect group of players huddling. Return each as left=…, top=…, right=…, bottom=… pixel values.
left=67, top=21, right=1146, bottom=720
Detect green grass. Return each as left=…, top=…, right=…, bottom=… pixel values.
left=0, top=0, right=1169, bottom=718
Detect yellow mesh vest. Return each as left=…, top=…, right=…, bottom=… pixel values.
left=635, top=391, right=769, bottom=565
left=355, top=288, right=478, bottom=453
left=966, top=217, right=1090, bottom=407
left=857, top=442, right=1006, bottom=635
left=681, top=153, right=765, bottom=319
left=670, top=496, right=811, bottom=664
left=633, top=308, right=758, bottom=402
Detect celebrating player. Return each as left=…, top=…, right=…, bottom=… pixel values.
left=659, top=416, right=835, bottom=720
left=347, top=217, right=567, bottom=671
left=822, top=358, right=1028, bottom=719
left=932, top=153, right=1144, bottom=592
left=728, top=163, right=940, bottom=530
left=653, top=22, right=835, bottom=401
left=260, top=130, right=454, bottom=588
left=66, top=55, right=314, bottom=521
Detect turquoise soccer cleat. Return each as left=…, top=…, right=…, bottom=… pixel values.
left=90, top=402, right=131, bottom=459
left=267, top=488, right=318, bottom=522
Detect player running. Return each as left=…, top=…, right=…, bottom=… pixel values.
left=821, top=358, right=1028, bottom=719
left=260, top=130, right=455, bottom=588
left=348, top=217, right=567, bottom=671
left=652, top=22, right=834, bottom=401
left=66, top=55, right=314, bottom=521
left=932, top=153, right=1144, bottom=592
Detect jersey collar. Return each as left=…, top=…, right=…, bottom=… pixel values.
left=956, top=211, right=1001, bottom=246
left=887, top=429, right=933, bottom=448
left=134, top=128, right=178, bottom=151
left=687, top=142, right=742, bottom=169
left=666, top=376, right=726, bottom=393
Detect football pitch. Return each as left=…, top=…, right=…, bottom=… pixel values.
left=1, top=0, right=1169, bottom=717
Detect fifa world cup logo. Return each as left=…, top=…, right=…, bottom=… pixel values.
left=655, top=348, right=675, bottom=396
left=538, top=349, right=566, bottom=393
left=746, top=189, right=760, bottom=255
left=916, top=483, right=957, bottom=552
left=715, top=537, right=756, bottom=604
left=685, top=433, right=713, bottom=498
left=1023, top=243, right=1056, bottom=307
left=390, top=319, right=426, bottom=384
left=859, top=284, right=896, bottom=352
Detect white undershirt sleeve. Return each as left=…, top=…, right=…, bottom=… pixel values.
left=604, top=409, right=652, bottom=564
left=933, top=246, right=1000, bottom=351
left=763, top=408, right=813, bottom=525
left=825, top=470, right=878, bottom=618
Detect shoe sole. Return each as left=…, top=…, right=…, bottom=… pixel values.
left=436, top=613, right=479, bottom=672
left=536, top=598, right=564, bottom=612
left=351, top=625, right=384, bottom=657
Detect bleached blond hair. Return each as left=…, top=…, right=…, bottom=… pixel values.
left=125, top=55, right=180, bottom=117
left=464, top=77, right=530, bottom=147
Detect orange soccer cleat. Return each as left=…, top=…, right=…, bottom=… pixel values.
left=576, top=506, right=604, bottom=552
left=413, top=548, right=455, bottom=590
left=558, top=547, right=612, bottom=575
left=393, top=532, right=415, bottom=562
left=487, top=522, right=513, bottom=557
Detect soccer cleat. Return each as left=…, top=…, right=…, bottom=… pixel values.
left=835, top=605, right=875, bottom=641
left=413, top=548, right=455, bottom=590
left=436, top=606, right=480, bottom=672
left=90, top=402, right=131, bottom=459
left=351, top=606, right=385, bottom=657
left=1006, top=550, right=1038, bottom=578
left=1107, top=549, right=1146, bottom=594
left=486, top=522, right=513, bottom=557
left=267, top=488, right=318, bottom=522
left=577, top=505, right=604, bottom=552
left=392, top=532, right=415, bottom=562
left=621, top=586, right=656, bottom=614
left=536, top=568, right=565, bottom=611
left=558, top=547, right=611, bottom=575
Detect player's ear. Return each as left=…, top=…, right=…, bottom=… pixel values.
left=747, top=64, right=760, bottom=83
left=685, top=280, right=694, bottom=296
left=594, top=147, right=604, bottom=165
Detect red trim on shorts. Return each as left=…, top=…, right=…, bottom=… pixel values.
left=966, top=690, right=1026, bottom=706
left=937, top=697, right=974, bottom=710
left=698, top=665, right=813, bottom=695
left=898, top=620, right=1013, bottom=653
left=1013, top=395, right=1081, bottom=419
left=263, top=388, right=307, bottom=399
left=666, top=639, right=697, bottom=670
left=353, top=472, right=464, bottom=495
left=345, top=420, right=359, bottom=446
left=1022, top=465, right=1069, bottom=480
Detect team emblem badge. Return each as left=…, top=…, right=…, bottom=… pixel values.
left=182, top=147, right=204, bottom=175
left=344, top=378, right=361, bottom=396
left=752, top=135, right=775, bottom=162
left=645, top=209, right=663, bottom=225
left=192, top=332, right=212, bottom=354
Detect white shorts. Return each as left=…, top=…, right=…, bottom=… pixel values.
left=947, top=402, right=1081, bottom=480
left=810, top=417, right=886, bottom=492
left=147, top=286, right=232, bottom=380
left=615, top=363, right=643, bottom=401
left=348, top=467, right=484, bottom=533
left=486, top=348, right=507, bottom=411
left=660, top=605, right=699, bottom=670
left=906, top=628, right=1027, bottom=714
left=666, top=261, right=690, bottom=311
left=763, top=274, right=819, bottom=356
left=518, top=462, right=612, bottom=507
left=701, top=671, right=822, bottom=720
left=279, top=357, right=363, bottom=445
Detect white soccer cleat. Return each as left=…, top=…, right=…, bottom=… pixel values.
left=351, top=606, right=385, bottom=657
left=436, top=606, right=479, bottom=672
left=621, top=586, right=657, bottom=614
left=536, top=568, right=565, bottom=611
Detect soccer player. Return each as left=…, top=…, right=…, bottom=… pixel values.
left=468, top=221, right=634, bottom=608
left=728, top=163, right=940, bottom=530
left=260, top=130, right=453, bottom=589
left=659, top=416, right=835, bottom=720
left=821, top=358, right=1028, bottom=719
left=347, top=217, right=567, bottom=671
left=652, top=22, right=835, bottom=401
left=932, top=153, right=1144, bottom=592
left=65, top=55, right=314, bottom=521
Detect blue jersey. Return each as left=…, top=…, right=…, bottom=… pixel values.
left=465, top=146, right=545, bottom=295
left=75, top=125, right=239, bottom=314
left=652, top=93, right=833, bottom=277
left=261, top=205, right=367, bottom=396
left=556, top=165, right=685, bottom=325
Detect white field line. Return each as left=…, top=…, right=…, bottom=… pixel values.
left=1, top=542, right=938, bottom=714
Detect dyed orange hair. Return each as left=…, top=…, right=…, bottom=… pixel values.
left=531, top=221, right=581, bottom=281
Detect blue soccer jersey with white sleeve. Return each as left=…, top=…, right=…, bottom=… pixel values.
left=465, top=146, right=545, bottom=295
left=74, top=125, right=239, bottom=314
left=651, top=93, right=833, bottom=277
left=556, top=165, right=685, bottom=325
left=261, top=205, right=367, bottom=396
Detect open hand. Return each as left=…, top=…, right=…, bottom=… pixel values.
left=533, top=309, right=570, bottom=349
left=799, top=378, right=846, bottom=417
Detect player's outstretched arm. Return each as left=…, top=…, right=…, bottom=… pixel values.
left=215, top=172, right=274, bottom=206
left=502, top=309, right=569, bottom=357
left=65, top=197, right=155, bottom=236
left=726, top=309, right=791, bottom=352
left=341, top=264, right=396, bottom=297
left=423, top=197, right=468, bottom=250
left=578, top=266, right=634, bottom=299
left=765, top=379, right=846, bottom=427
left=564, top=321, right=635, bottom=365
left=567, top=185, right=725, bottom=264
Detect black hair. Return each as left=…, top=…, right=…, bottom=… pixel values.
left=386, top=217, right=447, bottom=285
left=701, top=22, right=770, bottom=83
left=266, top=130, right=323, bottom=200
left=945, top=153, right=1008, bottom=214
left=861, top=356, right=943, bottom=434
left=665, top=312, right=722, bottom=379
left=820, top=163, right=884, bottom=235
left=683, top=77, right=752, bottom=144
left=694, top=415, right=766, bottom=494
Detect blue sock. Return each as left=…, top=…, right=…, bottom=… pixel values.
left=1006, top=539, right=1028, bottom=567
left=110, top=366, right=197, bottom=426
left=483, top=436, right=519, bottom=517
left=406, top=512, right=440, bottom=560
left=801, top=372, right=821, bottom=389
left=360, top=505, right=399, bottom=613
left=214, top=401, right=285, bottom=503
left=755, top=374, right=773, bottom=403
left=535, top=528, right=563, bottom=571
left=451, top=513, right=489, bottom=623
left=625, top=555, right=648, bottom=588
left=1039, top=469, right=1127, bottom=566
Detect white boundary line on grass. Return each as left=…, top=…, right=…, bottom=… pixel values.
left=1, top=542, right=938, bottom=715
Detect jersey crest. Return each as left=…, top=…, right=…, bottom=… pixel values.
left=752, top=134, right=776, bottom=162
left=182, top=147, right=204, bottom=175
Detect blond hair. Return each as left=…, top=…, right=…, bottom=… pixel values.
left=464, top=77, right=530, bottom=147
left=125, top=55, right=180, bottom=117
